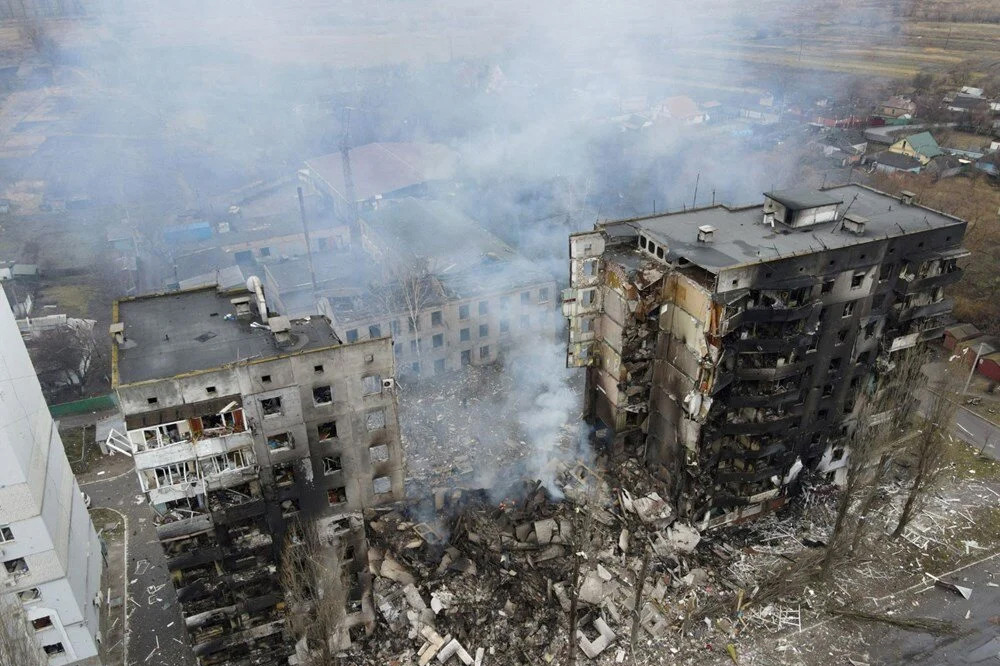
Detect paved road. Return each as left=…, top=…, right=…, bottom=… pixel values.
left=81, top=470, right=197, bottom=666
left=950, top=406, right=999, bottom=460
left=866, top=554, right=1000, bottom=665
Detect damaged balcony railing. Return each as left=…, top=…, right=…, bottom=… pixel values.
left=726, top=380, right=801, bottom=407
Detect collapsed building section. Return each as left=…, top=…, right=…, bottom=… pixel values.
left=111, top=281, right=405, bottom=665
left=564, top=185, right=967, bottom=527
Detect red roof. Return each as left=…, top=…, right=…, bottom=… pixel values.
left=659, top=96, right=702, bottom=120
left=306, top=142, right=458, bottom=203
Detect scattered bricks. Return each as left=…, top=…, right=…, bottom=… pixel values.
left=534, top=518, right=557, bottom=544
left=417, top=627, right=446, bottom=666
left=534, top=544, right=566, bottom=562
left=437, top=638, right=474, bottom=664
left=404, top=584, right=427, bottom=611
left=640, top=603, right=670, bottom=637
left=577, top=617, right=616, bottom=659
left=474, top=647, right=485, bottom=666
left=578, top=572, right=604, bottom=606
left=381, top=555, right=416, bottom=586
left=666, top=522, right=701, bottom=553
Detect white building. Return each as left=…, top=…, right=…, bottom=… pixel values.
left=0, top=289, right=104, bottom=665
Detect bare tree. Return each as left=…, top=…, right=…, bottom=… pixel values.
left=0, top=594, right=46, bottom=666
left=821, top=347, right=927, bottom=577
left=28, top=324, right=99, bottom=397
left=281, top=519, right=349, bottom=666
left=891, top=371, right=958, bottom=539
left=370, top=258, right=444, bottom=370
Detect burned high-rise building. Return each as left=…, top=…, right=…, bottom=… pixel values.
left=110, top=280, right=404, bottom=665
left=564, top=185, right=967, bottom=527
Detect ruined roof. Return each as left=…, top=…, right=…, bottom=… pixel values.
left=606, top=184, right=965, bottom=275
left=114, top=287, right=339, bottom=385
left=305, top=143, right=458, bottom=203
left=764, top=189, right=842, bottom=211
left=872, top=151, right=924, bottom=171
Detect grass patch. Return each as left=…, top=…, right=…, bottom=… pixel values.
left=59, top=425, right=101, bottom=475
left=88, top=508, right=124, bottom=541
left=38, top=283, right=98, bottom=318
left=947, top=436, right=1000, bottom=481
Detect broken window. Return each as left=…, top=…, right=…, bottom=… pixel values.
left=434, top=359, right=445, bottom=374
left=18, top=588, right=40, bottom=603
left=459, top=304, right=470, bottom=320
left=581, top=317, right=595, bottom=333
left=273, top=462, right=294, bottom=486
left=206, top=386, right=217, bottom=395
left=538, top=287, right=550, bottom=302
left=433, top=334, right=443, bottom=348
left=261, top=396, right=282, bottom=416
left=460, top=328, right=470, bottom=341
left=147, top=397, right=158, bottom=405
left=3, top=558, right=28, bottom=575
left=43, top=643, right=65, bottom=656
left=411, top=361, right=420, bottom=374
left=369, top=324, right=381, bottom=338
left=500, top=319, right=510, bottom=333
left=369, top=444, right=390, bottom=464
left=821, top=280, right=834, bottom=294
left=431, top=310, right=443, bottom=326
left=478, top=300, right=488, bottom=315
left=261, top=374, right=271, bottom=384
left=521, top=291, right=531, bottom=304
left=858, top=351, right=871, bottom=364
left=879, top=262, right=894, bottom=280
left=366, top=409, right=386, bottom=431
left=267, top=432, right=293, bottom=451
left=318, top=420, right=337, bottom=440
left=362, top=375, right=382, bottom=395
left=851, top=272, right=865, bottom=289
left=582, top=258, right=598, bottom=277
left=0, top=526, right=13, bottom=542
left=390, top=319, right=400, bottom=335
left=327, top=487, right=347, bottom=506
left=313, top=386, right=333, bottom=405
left=581, top=289, right=595, bottom=306
left=461, top=350, right=471, bottom=366
left=373, top=476, right=392, bottom=495
left=828, top=358, right=842, bottom=372
left=281, top=499, right=300, bottom=515
left=343, top=544, right=356, bottom=562
left=822, top=384, right=833, bottom=397
left=817, top=409, right=829, bottom=420
left=259, top=246, right=271, bottom=257
left=480, top=345, right=490, bottom=360
left=479, top=324, right=488, bottom=337
left=843, top=301, right=856, bottom=317
left=837, top=328, right=848, bottom=343
left=346, top=329, right=358, bottom=342
left=864, top=320, right=877, bottom=338
left=323, top=456, right=342, bottom=474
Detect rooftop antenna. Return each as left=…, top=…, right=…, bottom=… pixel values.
left=896, top=222, right=906, bottom=233
left=836, top=194, right=859, bottom=232
left=297, top=186, right=320, bottom=307
left=692, top=173, right=700, bottom=208
left=821, top=173, right=827, bottom=189
left=712, top=189, right=716, bottom=206
left=652, top=199, right=656, bottom=215
left=811, top=233, right=828, bottom=250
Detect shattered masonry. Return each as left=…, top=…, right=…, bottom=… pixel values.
left=111, top=284, right=405, bottom=664
left=563, top=184, right=967, bottom=527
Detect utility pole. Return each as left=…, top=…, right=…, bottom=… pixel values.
left=962, top=342, right=985, bottom=394
left=297, top=186, right=320, bottom=309
left=340, top=107, right=360, bottom=247
left=692, top=172, right=700, bottom=208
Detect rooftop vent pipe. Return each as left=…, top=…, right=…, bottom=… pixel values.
left=900, top=190, right=916, bottom=205
left=246, top=276, right=268, bottom=325
left=697, top=225, right=716, bottom=243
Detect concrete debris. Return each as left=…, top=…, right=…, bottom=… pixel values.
left=933, top=578, right=973, bottom=600
left=576, top=617, right=615, bottom=659
left=665, top=523, right=701, bottom=553
left=438, top=637, right=475, bottom=664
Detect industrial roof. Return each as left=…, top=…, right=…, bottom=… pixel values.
left=608, top=184, right=965, bottom=275
left=764, top=189, right=843, bottom=211
left=114, top=287, right=339, bottom=385
left=305, top=143, right=458, bottom=203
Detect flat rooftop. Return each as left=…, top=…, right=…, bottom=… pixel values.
left=114, top=287, right=340, bottom=385
left=610, top=184, right=964, bottom=274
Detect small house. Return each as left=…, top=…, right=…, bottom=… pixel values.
left=944, top=323, right=981, bottom=351
left=889, top=131, right=943, bottom=165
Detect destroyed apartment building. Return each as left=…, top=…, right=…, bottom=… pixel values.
left=109, top=279, right=405, bottom=665
left=564, top=185, right=967, bottom=527
left=264, top=198, right=559, bottom=378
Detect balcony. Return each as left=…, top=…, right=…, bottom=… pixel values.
left=898, top=297, right=954, bottom=323
left=734, top=360, right=809, bottom=381
left=726, top=386, right=801, bottom=408
left=894, top=268, right=962, bottom=295
left=156, top=512, right=213, bottom=541
left=715, top=464, right=780, bottom=484
left=135, top=430, right=254, bottom=471
left=718, top=441, right=786, bottom=461
left=731, top=333, right=811, bottom=354
left=720, top=413, right=798, bottom=435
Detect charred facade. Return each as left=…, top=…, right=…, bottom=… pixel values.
left=110, top=283, right=404, bottom=665
left=564, top=184, right=967, bottom=527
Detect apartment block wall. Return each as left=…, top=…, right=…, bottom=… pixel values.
left=0, top=289, right=103, bottom=666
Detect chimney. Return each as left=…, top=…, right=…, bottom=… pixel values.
left=109, top=321, right=126, bottom=345
left=697, top=224, right=716, bottom=243
left=842, top=212, right=867, bottom=235
left=900, top=190, right=916, bottom=205
left=230, top=296, right=252, bottom=319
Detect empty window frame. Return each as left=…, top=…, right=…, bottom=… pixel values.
left=520, top=314, right=531, bottom=329
left=461, top=350, right=471, bottom=366
left=478, top=300, right=488, bottom=315
left=521, top=291, right=531, bottom=304
left=460, top=328, right=470, bottom=342
left=369, top=324, right=382, bottom=338
left=433, top=334, right=444, bottom=348
left=843, top=301, right=856, bottom=317
left=369, top=444, right=390, bottom=464
left=313, top=385, right=333, bottom=405
left=261, top=374, right=272, bottom=384
left=261, top=396, right=282, bottom=416
left=32, top=616, right=53, bottom=631
left=0, top=526, right=12, bottom=542
left=314, top=364, right=324, bottom=373
left=581, top=317, right=595, bottom=333
left=581, top=259, right=598, bottom=277
left=480, top=345, right=490, bottom=360
left=362, top=375, right=382, bottom=395
left=431, top=310, right=443, bottom=326
left=500, top=319, right=510, bottom=333
left=327, top=487, right=347, bottom=506
left=267, top=432, right=294, bottom=451
left=365, top=409, right=386, bottom=431
left=434, top=359, right=446, bottom=374
left=346, top=329, right=359, bottom=343
left=411, top=361, right=420, bottom=374
left=206, top=386, right=217, bottom=395
left=18, top=588, right=41, bottom=603
left=831, top=447, right=845, bottom=462
left=147, top=397, right=158, bottom=405
left=479, top=324, right=489, bottom=338
left=372, top=476, right=392, bottom=496
left=3, top=558, right=28, bottom=575
left=821, top=280, right=835, bottom=294
left=850, top=272, right=865, bottom=289
left=458, top=304, right=470, bottom=320
left=323, top=456, right=342, bottom=474
left=318, top=420, right=337, bottom=440
left=43, top=643, right=65, bottom=656
left=273, top=462, right=294, bottom=486
left=580, top=289, right=596, bottom=306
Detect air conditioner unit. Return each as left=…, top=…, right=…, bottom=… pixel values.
left=382, top=378, right=395, bottom=390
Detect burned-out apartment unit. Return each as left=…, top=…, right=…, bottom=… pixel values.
left=264, top=198, right=560, bottom=378
left=564, top=185, right=967, bottom=527
left=110, top=281, right=404, bottom=665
